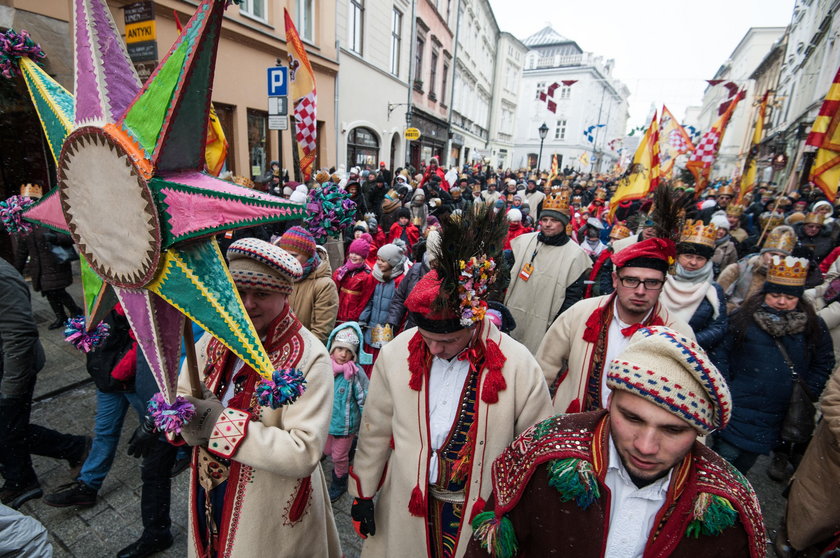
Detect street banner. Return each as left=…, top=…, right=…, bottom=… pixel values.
left=658, top=105, right=695, bottom=179
left=807, top=66, right=840, bottom=201
left=608, top=111, right=660, bottom=221
left=284, top=8, right=317, bottom=181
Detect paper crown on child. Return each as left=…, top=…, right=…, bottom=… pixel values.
left=370, top=324, right=393, bottom=348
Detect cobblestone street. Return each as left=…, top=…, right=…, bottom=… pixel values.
left=18, top=271, right=784, bottom=557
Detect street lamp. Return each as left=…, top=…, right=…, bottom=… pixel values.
left=537, top=122, right=549, bottom=172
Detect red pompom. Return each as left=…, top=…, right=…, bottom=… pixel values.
left=470, top=497, right=487, bottom=523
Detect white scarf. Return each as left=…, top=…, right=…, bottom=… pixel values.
left=660, top=262, right=719, bottom=324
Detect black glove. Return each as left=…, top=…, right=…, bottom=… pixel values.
left=351, top=498, right=376, bottom=538
left=127, top=416, right=159, bottom=458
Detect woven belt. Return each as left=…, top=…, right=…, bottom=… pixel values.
left=341, top=288, right=362, bottom=295
left=429, top=486, right=466, bottom=504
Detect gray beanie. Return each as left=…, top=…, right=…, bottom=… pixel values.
left=377, top=243, right=404, bottom=268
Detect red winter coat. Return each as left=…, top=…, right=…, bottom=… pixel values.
left=387, top=223, right=420, bottom=251
left=332, top=265, right=375, bottom=323
left=504, top=222, right=533, bottom=250
left=418, top=166, right=450, bottom=192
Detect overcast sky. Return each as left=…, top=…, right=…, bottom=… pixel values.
left=489, top=0, right=795, bottom=129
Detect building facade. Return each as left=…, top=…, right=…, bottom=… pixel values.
left=335, top=0, right=411, bottom=171
left=408, top=0, right=455, bottom=168
left=486, top=32, right=526, bottom=170
left=511, top=27, right=629, bottom=174
left=0, top=0, right=339, bottom=189
left=694, top=27, right=785, bottom=178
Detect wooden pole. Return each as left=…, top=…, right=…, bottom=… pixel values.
left=290, top=114, right=303, bottom=183
left=757, top=194, right=783, bottom=247
left=182, top=319, right=202, bottom=399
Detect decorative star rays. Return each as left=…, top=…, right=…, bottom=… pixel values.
left=16, top=0, right=304, bottom=411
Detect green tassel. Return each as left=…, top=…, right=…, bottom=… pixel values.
left=547, top=458, right=600, bottom=509
left=686, top=493, right=738, bottom=538
left=471, top=511, right=518, bottom=558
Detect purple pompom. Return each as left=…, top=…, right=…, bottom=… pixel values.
left=147, top=393, right=196, bottom=434
left=255, top=368, right=307, bottom=409
left=0, top=195, right=35, bottom=234
left=64, top=316, right=110, bottom=353
left=0, top=29, right=45, bottom=79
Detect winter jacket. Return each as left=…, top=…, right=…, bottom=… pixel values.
left=719, top=311, right=834, bottom=454
left=14, top=227, right=75, bottom=292
left=795, top=223, right=835, bottom=263
left=289, top=248, right=339, bottom=343
left=689, top=283, right=729, bottom=368
left=386, top=222, right=420, bottom=251
left=332, top=265, right=374, bottom=323
left=0, top=259, right=45, bottom=398
left=503, top=222, right=532, bottom=251
left=385, top=260, right=429, bottom=331
left=328, top=362, right=369, bottom=436
left=359, top=274, right=404, bottom=346
left=711, top=238, right=738, bottom=278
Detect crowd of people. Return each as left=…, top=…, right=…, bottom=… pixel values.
left=3, top=157, right=840, bottom=558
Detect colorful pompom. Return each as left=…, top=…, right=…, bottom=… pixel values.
left=471, top=511, right=518, bottom=558
left=304, top=182, right=356, bottom=244
left=63, top=316, right=110, bottom=353
left=255, top=368, right=307, bottom=409
left=0, top=29, right=45, bottom=79
left=147, top=393, right=196, bottom=435
left=0, top=195, right=35, bottom=234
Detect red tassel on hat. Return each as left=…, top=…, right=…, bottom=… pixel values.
left=408, top=332, right=427, bottom=391
left=480, top=340, right=507, bottom=404
left=470, top=497, right=487, bottom=523
left=408, top=485, right=426, bottom=516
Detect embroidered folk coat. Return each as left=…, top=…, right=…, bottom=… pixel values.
left=464, top=411, right=767, bottom=558
left=348, top=318, right=553, bottom=558
left=177, top=306, right=341, bottom=558
left=535, top=294, right=694, bottom=414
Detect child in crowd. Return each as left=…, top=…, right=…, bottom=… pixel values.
left=333, top=238, right=374, bottom=323
left=324, top=323, right=370, bottom=502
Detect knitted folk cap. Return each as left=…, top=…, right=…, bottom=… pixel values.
left=606, top=326, right=732, bottom=435
left=331, top=326, right=360, bottom=359
left=227, top=238, right=302, bottom=295
left=349, top=238, right=371, bottom=259
left=277, top=226, right=316, bottom=258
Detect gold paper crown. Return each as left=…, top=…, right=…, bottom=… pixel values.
left=767, top=256, right=808, bottom=287
left=542, top=190, right=571, bottom=215
left=716, top=184, right=736, bottom=197
left=725, top=204, right=745, bottom=217
left=804, top=212, right=826, bottom=225
left=610, top=223, right=631, bottom=240
left=594, top=188, right=607, bottom=200
left=679, top=219, right=717, bottom=248
left=370, top=324, right=393, bottom=348
left=763, top=225, right=797, bottom=254
left=759, top=211, right=785, bottom=230
left=20, top=183, right=43, bottom=198
left=232, top=175, right=255, bottom=189
left=314, top=169, right=330, bottom=183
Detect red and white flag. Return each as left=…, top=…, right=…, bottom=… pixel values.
left=285, top=9, right=317, bottom=180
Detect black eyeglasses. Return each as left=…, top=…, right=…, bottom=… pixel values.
left=617, top=275, right=665, bottom=290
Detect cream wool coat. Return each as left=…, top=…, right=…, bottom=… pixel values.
left=289, top=246, right=339, bottom=343
left=504, top=232, right=592, bottom=353
left=177, top=316, right=341, bottom=558
left=536, top=294, right=694, bottom=414
left=349, top=319, right=553, bottom=558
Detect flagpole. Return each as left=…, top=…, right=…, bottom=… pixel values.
left=757, top=195, right=783, bottom=247
left=290, top=114, right=303, bottom=183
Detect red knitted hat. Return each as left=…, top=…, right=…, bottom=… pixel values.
left=612, top=237, right=675, bottom=272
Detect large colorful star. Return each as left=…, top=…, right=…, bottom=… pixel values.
left=19, top=0, right=304, bottom=407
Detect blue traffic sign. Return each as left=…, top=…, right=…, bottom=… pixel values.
left=267, top=66, right=288, bottom=96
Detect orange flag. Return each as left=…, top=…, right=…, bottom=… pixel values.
left=737, top=91, right=769, bottom=204
left=285, top=8, right=317, bottom=181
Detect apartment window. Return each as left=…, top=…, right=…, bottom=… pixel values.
left=554, top=119, right=566, bottom=140
left=560, top=85, right=571, bottom=99
left=429, top=50, right=439, bottom=100
left=298, top=0, right=314, bottom=41
left=239, top=0, right=266, bottom=20
left=535, top=81, right=546, bottom=98
left=414, top=36, right=424, bottom=86
left=390, top=8, right=402, bottom=75
left=349, top=0, right=364, bottom=54
left=440, top=63, right=449, bottom=105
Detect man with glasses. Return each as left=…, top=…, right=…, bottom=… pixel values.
left=535, top=238, right=695, bottom=414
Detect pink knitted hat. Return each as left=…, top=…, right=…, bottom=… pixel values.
left=348, top=238, right=371, bottom=258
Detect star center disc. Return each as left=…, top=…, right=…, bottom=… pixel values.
left=58, top=126, right=162, bottom=288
